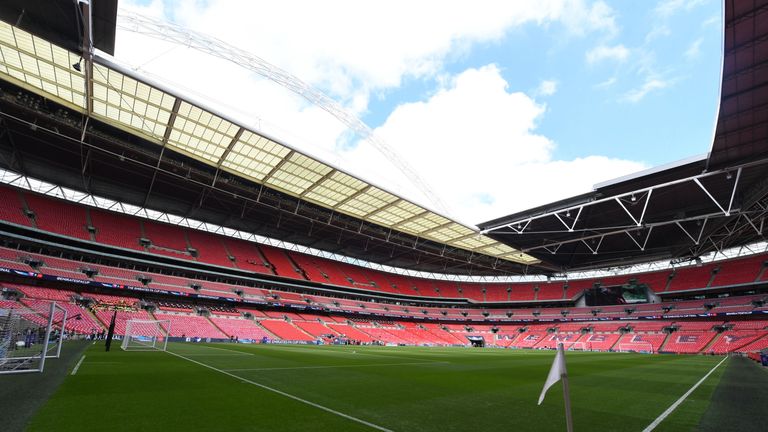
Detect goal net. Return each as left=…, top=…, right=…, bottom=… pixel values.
left=0, top=302, right=67, bottom=374
left=562, top=341, right=588, bottom=351
left=121, top=319, right=170, bottom=351
left=617, top=342, right=655, bottom=353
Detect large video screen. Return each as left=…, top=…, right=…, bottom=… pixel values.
left=584, top=283, right=648, bottom=306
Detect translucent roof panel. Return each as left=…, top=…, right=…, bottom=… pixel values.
left=396, top=212, right=449, bottom=235
left=302, top=170, right=367, bottom=207
left=221, top=130, right=291, bottom=181
left=0, top=21, right=538, bottom=266
left=424, top=223, right=475, bottom=243
left=337, top=187, right=399, bottom=217
left=368, top=200, right=424, bottom=226
left=265, top=152, right=334, bottom=196
left=166, top=101, right=239, bottom=163
left=0, top=22, right=86, bottom=110
left=91, top=64, right=174, bottom=141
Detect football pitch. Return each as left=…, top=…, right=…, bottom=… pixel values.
left=16, top=342, right=753, bottom=432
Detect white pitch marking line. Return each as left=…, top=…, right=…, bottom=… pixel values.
left=71, top=355, right=85, bottom=375
left=178, top=353, right=256, bottom=357
left=225, top=361, right=449, bottom=372
left=173, top=344, right=254, bottom=355
left=642, top=356, right=728, bottom=432
left=166, top=350, right=394, bottom=432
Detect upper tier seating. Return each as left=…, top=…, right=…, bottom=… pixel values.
left=667, top=264, right=717, bottom=291
left=258, top=245, right=303, bottom=279
left=537, top=283, right=566, bottom=301
left=25, top=194, right=90, bottom=240
left=186, top=230, right=233, bottom=268
left=6, top=187, right=768, bottom=303
left=0, top=186, right=31, bottom=226
left=710, top=255, right=765, bottom=287
left=222, top=239, right=275, bottom=275
left=90, top=209, right=144, bottom=251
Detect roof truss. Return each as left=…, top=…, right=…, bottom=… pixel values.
left=0, top=19, right=538, bottom=266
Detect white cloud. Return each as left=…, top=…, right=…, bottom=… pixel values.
left=586, top=44, right=630, bottom=64
left=621, top=77, right=671, bottom=103
left=339, top=66, right=646, bottom=223
left=684, top=38, right=703, bottom=60
left=654, top=0, right=708, bottom=19
left=645, top=24, right=671, bottom=43
left=112, top=0, right=631, bottom=222
left=536, top=80, right=559, bottom=97
left=701, top=14, right=721, bottom=28
left=595, top=76, right=617, bottom=89
left=121, top=0, right=618, bottom=105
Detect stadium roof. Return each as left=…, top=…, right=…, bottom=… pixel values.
left=2, top=0, right=765, bottom=277
left=480, top=0, right=768, bottom=271
left=0, top=18, right=539, bottom=267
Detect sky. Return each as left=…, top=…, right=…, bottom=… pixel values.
left=115, top=0, right=723, bottom=227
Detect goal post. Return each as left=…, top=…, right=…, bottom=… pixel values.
left=617, top=341, right=655, bottom=353
left=562, top=341, right=588, bottom=351
left=0, top=301, right=67, bottom=374
left=121, top=319, right=170, bottom=351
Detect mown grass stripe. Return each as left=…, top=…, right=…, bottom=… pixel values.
left=225, top=360, right=449, bottom=372
left=642, top=356, right=728, bottom=432
left=165, top=348, right=394, bottom=432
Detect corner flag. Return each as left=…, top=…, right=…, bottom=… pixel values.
left=538, top=343, right=574, bottom=432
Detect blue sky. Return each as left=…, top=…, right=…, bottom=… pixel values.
left=361, top=1, right=722, bottom=164
left=117, top=0, right=723, bottom=224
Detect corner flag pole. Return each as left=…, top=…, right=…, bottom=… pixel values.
left=559, top=343, right=574, bottom=432
left=105, top=310, right=117, bottom=352
left=538, top=343, right=574, bottom=432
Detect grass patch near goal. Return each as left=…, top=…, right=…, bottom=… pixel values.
left=28, top=343, right=730, bottom=431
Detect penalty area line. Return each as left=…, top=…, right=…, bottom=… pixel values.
left=172, top=344, right=254, bottom=355
left=71, top=355, right=85, bottom=375
left=225, top=360, right=449, bottom=372
left=166, top=350, right=394, bottom=432
left=642, top=356, right=728, bottom=432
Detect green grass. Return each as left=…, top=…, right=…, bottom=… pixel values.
left=28, top=343, right=730, bottom=432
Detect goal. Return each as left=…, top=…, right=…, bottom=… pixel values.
left=563, top=341, right=588, bottom=351
left=617, top=342, right=654, bottom=353
left=121, top=319, right=170, bottom=351
left=0, top=302, right=67, bottom=374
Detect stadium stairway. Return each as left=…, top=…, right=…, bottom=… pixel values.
left=658, top=332, right=674, bottom=352
left=254, top=320, right=279, bottom=340
left=757, top=265, right=768, bottom=282
left=84, top=308, right=106, bottom=333
left=207, top=315, right=229, bottom=337
left=701, top=332, right=723, bottom=353
left=292, top=320, right=320, bottom=340
left=607, top=335, right=623, bottom=351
